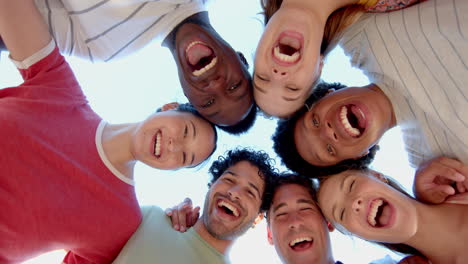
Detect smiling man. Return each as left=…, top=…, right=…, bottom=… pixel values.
left=273, top=80, right=468, bottom=177
left=112, top=148, right=277, bottom=263
left=25, top=0, right=257, bottom=132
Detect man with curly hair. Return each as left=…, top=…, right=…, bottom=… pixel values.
left=113, top=148, right=278, bottom=263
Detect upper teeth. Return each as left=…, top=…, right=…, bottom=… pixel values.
left=368, top=199, right=384, bottom=227
left=340, top=106, right=360, bottom=137
left=218, top=200, right=239, bottom=217
left=289, top=237, right=312, bottom=247
left=186, top=41, right=204, bottom=51
left=154, top=132, right=161, bottom=157
left=274, top=45, right=299, bottom=62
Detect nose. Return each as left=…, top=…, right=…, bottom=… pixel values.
left=288, top=213, right=303, bottom=230
left=352, top=197, right=364, bottom=213
left=228, top=186, right=241, bottom=201
left=271, top=67, right=288, bottom=79
left=207, top=76, right=225, bottom=91
left=167, top=137, right=182, bottom=152
left=320, top=121, right=338, bottom=142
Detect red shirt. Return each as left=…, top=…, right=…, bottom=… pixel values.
left=0, top=48, right=141, bottom=263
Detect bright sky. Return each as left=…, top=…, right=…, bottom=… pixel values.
left=0, top=0, right=416, bottom=263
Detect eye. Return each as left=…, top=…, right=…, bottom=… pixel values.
left=349, top=180, right=355, bottom=193
left=326, top=144, right=336, bottom=156
left=183, top=125, right=188, bottom=138
left=340, top=208, right=345, bottom=221
left=256, top=74, right=269, bottom=82
left=227, top=81, right=241, bottom=91
left=223, top=177, right=234, bottom=184
left=202, top=98, right=215, bottom=108
left=182, top=152, right=186, bottom=165
left=247, top=190, right=255, bottom=198
left=312, top=114, right=320, bottom=127
left=286, top=86, right=299, bottom=92
left=300, top=207, right=313, bottom=212
left=276, top=212, right=287, bottom=219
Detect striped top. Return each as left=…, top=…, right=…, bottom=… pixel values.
left=35, top=0, right=207, bottom=62
left=332, top=0, right=468, bottom=168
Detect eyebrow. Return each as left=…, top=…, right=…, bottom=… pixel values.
left=281, top=95, right=302, bottom=101
left=190, top=121, right=196, bottom=139
left=225, top=170, right=261, bottom=199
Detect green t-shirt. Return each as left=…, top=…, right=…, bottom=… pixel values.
left=113, top=205, right=228, bottom=264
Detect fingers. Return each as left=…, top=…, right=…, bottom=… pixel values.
left=420, top=185, right=453, bottom=204
left=445, top=192, right=468, bottom=205
left=165, top=198, right=199, bottom=233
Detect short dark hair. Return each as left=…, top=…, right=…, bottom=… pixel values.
left=217, top=104, right=258, bottom=135
left=265, top=172, right=319, bottom=223
left=272, top=82, right=379, bottom=178
left=208, top=148, right=278, bottom=212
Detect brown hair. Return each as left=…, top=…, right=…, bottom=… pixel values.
left=260, top=0, right=365, bottom=55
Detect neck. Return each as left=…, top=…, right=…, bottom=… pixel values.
left=101, top=122, right=138, bottom=178
left=193, top=217, right=233, bottom=255
left=406, top=203, right=468, bottom=264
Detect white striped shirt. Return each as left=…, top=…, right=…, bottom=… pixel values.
left=333, top=0, right=468, bottom=168
left=35, top=0, right=207, bottom=62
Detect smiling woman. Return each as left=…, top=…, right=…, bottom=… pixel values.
left=317, top=169, right=468, bottom=264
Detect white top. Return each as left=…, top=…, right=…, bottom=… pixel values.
left=333, top=0, right=468, bottom=168
left=35, top=0, right=207, bottom=62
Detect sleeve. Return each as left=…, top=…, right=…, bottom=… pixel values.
left=365, top=0, right=425, bottom=13
left=11, top=40, right=87, bottom=104
left=35, top=0, right=206, bottom=62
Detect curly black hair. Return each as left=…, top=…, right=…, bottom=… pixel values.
left=208, top=148, right=278, bottom=212
left=265, top=172, right=319, bottom=222
left=272, top=82, right=379, bottom=179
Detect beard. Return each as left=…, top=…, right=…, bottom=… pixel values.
left=201, top=192, right=256, bottom=240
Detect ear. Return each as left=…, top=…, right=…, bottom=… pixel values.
left=327, top=221, right=335, bottom=232
left=368, top=170, right=389, bottom=184
left=160, top=102, right=179, bottom=112
left=266, top=225, right=274, bottom=245
left=237, top=51, right=248, bottom=67
left=252, top=213, right=264, bottom=227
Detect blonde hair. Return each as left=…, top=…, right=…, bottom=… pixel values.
left=260, top=0, right=365, bottom=55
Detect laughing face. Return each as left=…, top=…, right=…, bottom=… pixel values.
left=202, top=160, right=265, bottom=240
left=132, top=110, right=215, bottom=170
left=173, top=23, right=254, bottom=126
left=294, top=85, right=395, bottom=167
left=254, top=4, right=324, bottom=117
left=317, top=170, right=418, bottom=244
left=267, top=184, right=333, bottom=264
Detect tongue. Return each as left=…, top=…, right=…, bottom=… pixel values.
left=377, top=204, right=391, bottom=226
left=292, top=241, right=312, bottom=251
left=350, top=105, right=366, bottom=129
left=187, top=43, right=213, bottom=66
left=279, top=35, right=301, bottom=50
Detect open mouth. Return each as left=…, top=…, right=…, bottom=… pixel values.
left=272, top=31, right=302, bottom=65
left=217, top=200, right=240, bottom=218
left=367, top=198, right=392, bottom=227
left=339, top=104, right=366, bottom=138
left=289, top=237, right=313, bottom=251
left=153, top=131, right=162, bottom=158
left=186, top=41, right=218, bottom=77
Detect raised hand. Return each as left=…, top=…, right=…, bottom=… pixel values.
left=413, top=157, right=468, bottom=204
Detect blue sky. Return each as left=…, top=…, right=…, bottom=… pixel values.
left=0, top=0, right=416, bottom=263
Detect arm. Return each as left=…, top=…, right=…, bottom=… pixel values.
left=0, top=0, right=51, bottom=61
left=413, top=157, right=468, bottom=204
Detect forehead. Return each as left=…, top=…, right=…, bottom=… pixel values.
left=223, top=161, right=264, bottom=189
left=272, top=184, right=315, bottom=207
